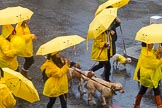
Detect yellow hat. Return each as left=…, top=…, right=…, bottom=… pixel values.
left=1, top=24, right=14, bottom=38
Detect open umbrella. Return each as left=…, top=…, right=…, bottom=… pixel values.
left=95, top=0, right=129, bottom=16
left=87, top=8, right=117, bottom=39
left=135, top=24, right=162, bottom=44
left=0, top=6, right=33, bottom=25
left=36, top=35, right=85, bottom=55
left=1, top=68, right=40, bottom=103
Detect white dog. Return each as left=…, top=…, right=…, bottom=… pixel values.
left=112, top=53, right=131, bottom=70
left=87, top=76, right=125, bottom=107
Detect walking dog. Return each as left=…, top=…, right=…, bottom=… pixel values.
left=112, top=53, right=131, bottom=70
left=87, top=76, right=124, bottom=107
left=67, top=62, right=95, bottom=95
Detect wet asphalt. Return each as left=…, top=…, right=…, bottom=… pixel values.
left=1, top=0, right=162, bottom=108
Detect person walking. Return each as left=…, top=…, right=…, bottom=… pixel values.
left=40, top=52, right=70, bottom=108
left=15, top=20, right=37, bottom=79
left=89, top=17, right=121, bottom=82
left=133, top=42, right=162, bottom=108
left=0, top=25, right=21, bottom=71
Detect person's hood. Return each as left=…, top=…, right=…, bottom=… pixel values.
left=1, top=24, right=14, bottom=38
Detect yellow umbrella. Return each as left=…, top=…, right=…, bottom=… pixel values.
left=0, top=6, right=33, bottom=25
left=87, top=8, right=117, bottom=39
left=36, top=35, right=85, bottom=55
left=1, top=68, right=40, bottom=103
left=135, top=24, right=162, bottom=44
left=95, top=0, right=129, bottom=16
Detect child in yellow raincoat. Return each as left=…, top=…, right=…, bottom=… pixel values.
left=133, top=42, right=162, bottom=108
left=0, top=70, right=16, bottom=108
left=40, top=52, right=70, bottom=108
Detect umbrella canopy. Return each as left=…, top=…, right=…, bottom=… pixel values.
left=95, top=0, right=129, bottom=16
left=0, top=6, right=33, bottom=25
left=1, top=68, right=40, bottom=103
left=135, top=24, right=162, bottom=44
left=36, top=35, right=85, bottom=55
left=87, top=8, right=117, bottom=39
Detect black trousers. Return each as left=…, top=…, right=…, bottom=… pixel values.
left=47, top=94, right=67, bottom=108
left=90, top=60, right=111, bottom=82
left=23, top=56, right=34, bottom=70
left=138, top=85, right=160, bottom=96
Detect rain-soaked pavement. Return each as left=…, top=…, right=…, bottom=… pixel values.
left=1, top=0, right=162, bottom=108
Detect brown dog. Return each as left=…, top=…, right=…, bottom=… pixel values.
left=67, top=62, right=95, bottom=95
left=87, top=77, right=124, bottom=107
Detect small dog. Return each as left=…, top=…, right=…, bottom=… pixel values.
left=67, top=61, right=95, bottom=95
left=112, top=53, right=132, bottom=70
left=87, top=76, right=124, bottom=107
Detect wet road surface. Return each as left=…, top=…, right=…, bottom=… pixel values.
left=1, top=0, right=162, bottom=108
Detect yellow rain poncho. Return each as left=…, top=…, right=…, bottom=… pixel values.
left=91, top=32, right=113, bottom=61
left=0, top=81, right=16, bottom=108
left=40, top=59, right=69, bottom=97
left=1, top=25, right=14, bottom=38
left=133, top=47, right=162, bottom=88
left=117, top=54, right=126, bottom=64
left=0, top=25, right=21, bottom=70
left=15, top=21, right=36, bottom=57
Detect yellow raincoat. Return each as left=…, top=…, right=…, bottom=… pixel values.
left=0, top=25, right=19, bottom=70
left=0, top=81, right=16, bottom=108
left=1, top=25, right=14, bottom=38
left=15, top=22, right=36, bottom=57
left=133, top=47, right=162, bottom=88
left=40, top=59, right=69, bottom=97
left=117, top=55, right=126, bottom=64
left=91, top=32, right=113, bottom=61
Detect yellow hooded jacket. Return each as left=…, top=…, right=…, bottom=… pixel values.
left=15, top=22, right=35, bottom=57
left=40, top=59, right=69, bottom=97
left=0, top=25, right=19, bottom=70
left=91, top=32, right=113, bottom=61
left=0, top=81, right=16, bottom=108
left=117, top=55, right=126, bottom=64
left=133, top=47, right=162, bottom=88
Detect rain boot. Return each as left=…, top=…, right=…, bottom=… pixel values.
left=134, top=94, right=143, bottom=108
left=155, top=95, right=162, bottom=108
left=21, top=67, right=32, bottom=80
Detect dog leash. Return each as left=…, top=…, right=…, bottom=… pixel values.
left=74, top=68, right=116, bottom=94
left=119, top=25, right=127, bottom=57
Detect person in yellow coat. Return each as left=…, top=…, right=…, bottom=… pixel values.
left=133, top=42, right=162, bottom=108
left=0, top=25, right=20, bottom=71
left=15, top=20, right=37, bottom=79
left=89, top=18, right=121, bottom=82
left=0, top=69, right=16, bottom=108
left=40, top=52, right=70, bottom=108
